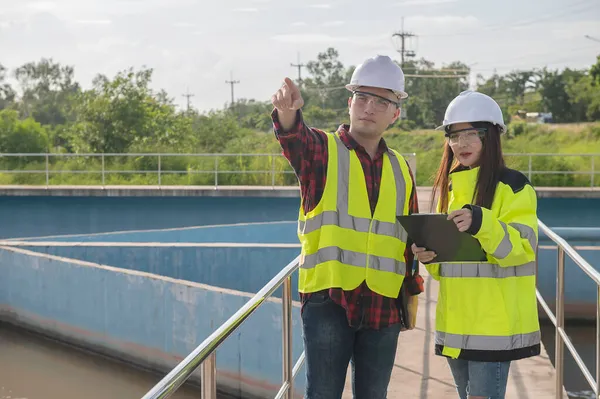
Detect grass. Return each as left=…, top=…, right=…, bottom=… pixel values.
left=0, top=122, right=598, bottom=188
left=384, top=121, right=600, bottom=187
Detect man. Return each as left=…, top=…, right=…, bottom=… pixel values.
left=271, top=55, right=420, bottom=399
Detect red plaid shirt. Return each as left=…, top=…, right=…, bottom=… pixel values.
left=272, top=109, right=419, bottom=330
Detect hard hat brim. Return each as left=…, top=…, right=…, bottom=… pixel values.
left=436, top=120, right=507, bottom=134
left=345, top=84, right=408, bottom=100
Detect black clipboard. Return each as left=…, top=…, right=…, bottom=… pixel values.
left=397, top=213, right=487, bottom=263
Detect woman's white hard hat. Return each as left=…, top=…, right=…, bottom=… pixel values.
left=436, top=90, right=507, bottom=133
left=345, top=55, right=408, bottom=100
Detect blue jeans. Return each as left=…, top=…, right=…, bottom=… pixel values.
left=447, top=358, right=511, bottom=398
left=301, top=291, right=401, bottom=399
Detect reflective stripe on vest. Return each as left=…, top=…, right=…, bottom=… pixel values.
left=299, top=211, right=408, bottom=239
left=299, top=134, right=407, bottom=276
left=299, top=135, right=407, bottom=240
left=439, top=261, right=536, bottom=278
left=493, top=222, right=512, bottom=259
left=302, top=246, right=406, bottom=274
left=509, top=222, right=537, bottom=251
left=436, top=330, right=541, bottom=351
left=491, top=221, right=538, bottom=260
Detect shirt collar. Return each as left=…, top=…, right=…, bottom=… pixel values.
left=336, top=124, right=389, bottom=159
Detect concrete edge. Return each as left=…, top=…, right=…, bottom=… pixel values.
left=0, top=185, right=597, bottom=198
left=0, top=245, right=302, bottom=308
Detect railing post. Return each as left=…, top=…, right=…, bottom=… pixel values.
left=272, top=156, right=276, bottom=188
left=591, top=156, right=595, bottom=188
left=214, top=157, right=218, bottom=188
left=412, top=154, right=417, bottom=181
left=556, top=247, right=565, bottom=399
left=201, top=352, right=217, bottom=399
left=101, top=154, right=105, bottom=185
left=45, top=154, right=49, bottom=185
left=158, top=154, right=162, bottom=185
left=282, top=276, right=293, bottom=399
left=596, top=285, right=600, bottom=399
left=528, top=155, right=532, bottom=181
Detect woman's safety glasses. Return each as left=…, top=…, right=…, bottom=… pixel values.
left=445, top=127, right=487, bottom=146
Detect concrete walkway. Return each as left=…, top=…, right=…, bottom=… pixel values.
left=340, top=186, right=565, bottom=398
left=342, top=269, right=563, bottom=398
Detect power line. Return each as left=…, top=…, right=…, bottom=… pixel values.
left=472, top=51, right=597, bottom=73
left=181, top=88, right=194, bottom=112
left=472, top=44, right=597, bottom=68
left=405, top=74, right=469, bottom=78
left=302, top=75, right=471, bottom=93
left=419, top=0, right=596, bottom=38
left=225, top=71, right=240, bottom=106
left=585, top=35, right=600, bottom=43
left=392, top=17, right=416, bottom=68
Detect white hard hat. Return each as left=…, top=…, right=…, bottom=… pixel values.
left=345, top=55, right=408, bottom=100
left=436, top=90, right=506, bottom=133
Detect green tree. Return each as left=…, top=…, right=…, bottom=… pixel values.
left=191, top=110, right=247, bottom=153
left=402, top=59, right=470, bottom=128
left=302, top=48, right=355, bottom=111
left=0, top=64, right=15, bottom=111
left=567, top=74, right=600, bottom=121
left=14, top=58, right=80, bottom=127
left=228, top=98, right=273, bottom=132
left=536, top=68, right=586, bottom=122
left=504, top=71, right=535, bottom=106
left=0, top=110, right=49, bottom=153
left=67, top=67, right=190, bottom=153
left=590, top=55, right=600, bottom=85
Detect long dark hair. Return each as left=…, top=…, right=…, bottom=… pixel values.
left=430, top=122, right=506, bottom=213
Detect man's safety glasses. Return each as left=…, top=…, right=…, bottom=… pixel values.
left=352, top=91, right=400, bottom=112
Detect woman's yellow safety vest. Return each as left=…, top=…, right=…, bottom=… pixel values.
left=426, top=166, right=541, bottom=362
left=297, top=132, right=413, bottom=299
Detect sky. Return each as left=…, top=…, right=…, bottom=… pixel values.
left=0, top=0, right=599, bottom=112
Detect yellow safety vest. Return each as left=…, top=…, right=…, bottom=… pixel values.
left=426, top=166, right=541, bottom=362
left=297, top=132, right=413, bottom=299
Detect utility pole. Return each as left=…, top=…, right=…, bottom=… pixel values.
left=225, top=71, right=240, bottom=107
left=392, top=17, right=416, bottom=68
left=181, top=88, right=194, bottom=112
left=290, top=53, right=306, bottom=86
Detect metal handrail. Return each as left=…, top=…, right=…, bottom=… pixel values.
left=536, top=219, right=600, bottom=398
left=0, top=152, right=416, bottom=187
left=141, top=254, right=304, bottom=399
left=138, top=220, right=600, bottom=399
left=0, top=152, right=598, bottom=187
left=504, top=153, right=599, bottom=187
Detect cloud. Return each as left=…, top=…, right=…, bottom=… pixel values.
left=309, top=4, right=332, bottom=9
left=173, top=22, right=196, bottom=28
left=74, top=19, right=112, bottom=25
left=394, top=0, right=457, bottom=5
left=322, top=20, right=344, bottom=27
left=79, top=36, right=140, bottom=54
left=270, top=33, right=388, bottom=45
left=271, top=34, right=349, bottom=43
left=26, top=1, right=58, bottom=12
left=406, top=15, right=479, bottom=26
left=291, top=21, right=308, bottom=27
left=233, top=7, right=259, bottom=12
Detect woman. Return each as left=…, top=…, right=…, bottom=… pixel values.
left=412, top=91, right=540, bottom=399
